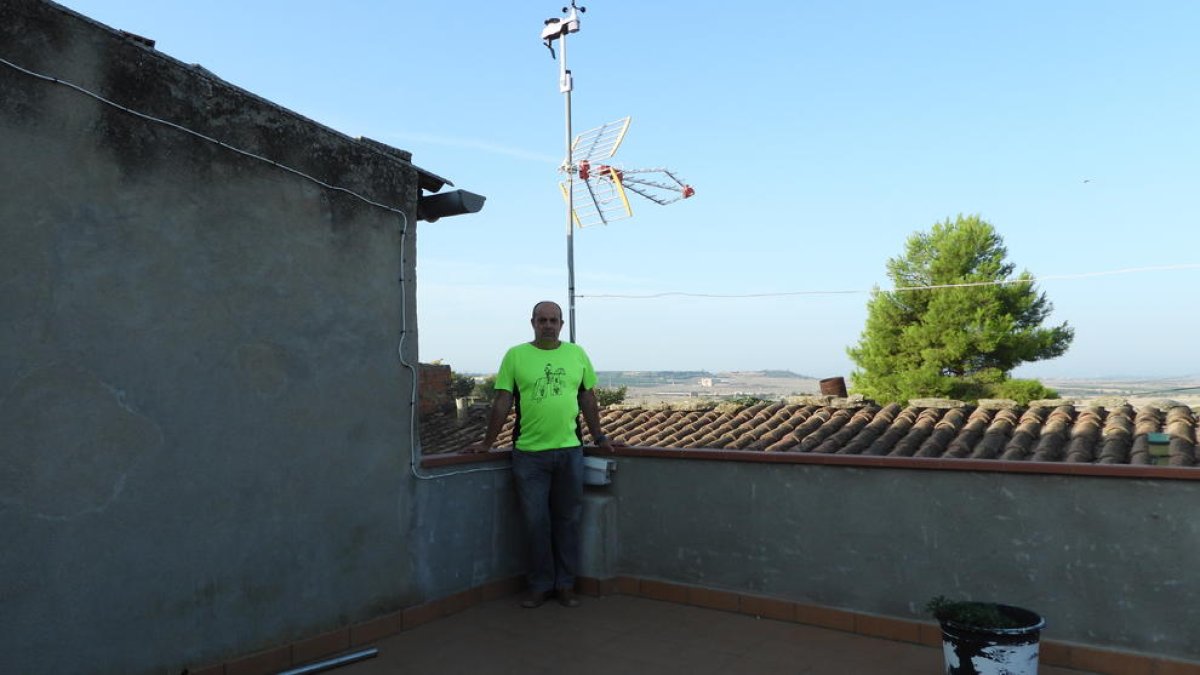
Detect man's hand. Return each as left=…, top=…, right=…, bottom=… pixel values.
left=463, top=441, right=493, bottom=454
left=597, top=437, right=616, bottom=452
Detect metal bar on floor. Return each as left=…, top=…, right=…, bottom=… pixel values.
left=276, top=647, right=379, bottom=675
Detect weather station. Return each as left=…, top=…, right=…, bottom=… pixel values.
left=541, top=2, right=695, bottom=342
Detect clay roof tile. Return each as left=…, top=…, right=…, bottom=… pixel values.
left=865, top=406, right=919, bottom=456
left=1064, top=408, right=1104, bottom=463
left=838, top=403, right=901, bottom=455
left=1031, top=405, right=1076, bottom=462
left=1098, top=405, right=1135, bottom=464
left=943, top=407, right=994, bottom=458
left=418, top=399, right=1200, bottom=467
left=1000, top=406, right=1049, bottom=461
left=914, top=407, right=968, bottom=458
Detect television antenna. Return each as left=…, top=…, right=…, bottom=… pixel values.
left=562, top=117, right=695, bottom=228
left=541, top=2, right=695, bottom=342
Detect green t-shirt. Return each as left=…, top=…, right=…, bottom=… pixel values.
left=494, top=342, right=598, bottom=451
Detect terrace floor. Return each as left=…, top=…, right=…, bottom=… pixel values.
left=341, top=594, right=1098, bottom=675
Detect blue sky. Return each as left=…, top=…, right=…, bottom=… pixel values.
left=60, top=1, right=1200, bottom=379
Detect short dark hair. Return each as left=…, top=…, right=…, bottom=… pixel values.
left=531, top=301, right=563, bottom=321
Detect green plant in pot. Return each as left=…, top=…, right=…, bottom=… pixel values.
left=926, top=596, right=1046, bottom=675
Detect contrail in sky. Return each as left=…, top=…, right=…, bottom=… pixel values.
left=581, top=263, right=1200, bottom=299
left=387, top=132, right=559, bottom=165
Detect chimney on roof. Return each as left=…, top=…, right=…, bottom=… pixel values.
left=819, top=377, right=848, bottom=398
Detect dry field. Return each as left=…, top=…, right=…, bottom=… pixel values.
left=621, top=371, right=822, bottom=406
left=620, top=372, right=1200, bottom=407
left=1041, top=376, right=1200, bottom=408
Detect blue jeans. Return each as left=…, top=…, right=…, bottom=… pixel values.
left=511, top=446, right=584, bottom=593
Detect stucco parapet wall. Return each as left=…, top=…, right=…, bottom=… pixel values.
left=975, top=398, right=1020, bottom=409
left=905, top=397, right=967, bottom=409
left=4, top=0, right=437, bottom=206
left=1084, top=396, right=1125, bottom=409
left=592, top=445, right=1200, bottom=480
left=1027, top=398, right=1076, bottom=408
left=1141, top=399, right=1190, bottom=413
left=783, top=394, right=867, bottom=408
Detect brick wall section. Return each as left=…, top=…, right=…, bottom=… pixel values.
left=419, top=364, right=452, bottom=416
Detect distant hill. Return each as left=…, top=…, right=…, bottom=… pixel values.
left=591, top=370, right=823, bottom=405
left=595, top=370, right=812, bottom=388
left=595, top=371, right=712, bottom=387
left=748, top=369, right=810, bottom=379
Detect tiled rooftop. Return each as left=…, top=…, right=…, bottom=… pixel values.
left=421, top=398, right=1198, bottom=466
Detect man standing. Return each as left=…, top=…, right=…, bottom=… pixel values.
left=467, top=301, right=614, bottom=608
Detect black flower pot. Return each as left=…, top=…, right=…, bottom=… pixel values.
left=937, top=603, right=1046, bottom=675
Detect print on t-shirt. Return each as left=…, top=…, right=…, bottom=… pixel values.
left=532, top=363, right=567, bottom=402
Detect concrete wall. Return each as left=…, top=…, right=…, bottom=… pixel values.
left=0, top=2, right=525, bottom=673
left=409, top=465, right=526, bottom=599
left=611, top=456, right=1200, bottom=662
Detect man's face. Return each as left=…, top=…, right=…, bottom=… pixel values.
left=531, top=303, right=564, bottom=342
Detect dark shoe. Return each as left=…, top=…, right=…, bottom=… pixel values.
left=520, top=590, right=546, bottom=609
left=556, top=588, right=581, bottom=608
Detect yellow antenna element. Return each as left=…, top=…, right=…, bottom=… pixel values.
left=571, top=117, right=631, bottom=163
left=558, top=182, right=584, bottom=229
left=608, top=166, right=632, bottom=217
left=610, top=117, right=631, bottom=159
left=559, top=118, right=695, bottom=228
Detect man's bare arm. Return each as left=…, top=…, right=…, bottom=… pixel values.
left=578, top=388, right=615, bottom=451
left=464, top=390, right=513, bottom=453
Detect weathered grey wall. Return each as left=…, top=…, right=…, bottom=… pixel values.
left=0, top=2, right=523, bottom=673
left=409, top=464, right=526, bottom=597
left=612, top=457, right=1200, bottom=661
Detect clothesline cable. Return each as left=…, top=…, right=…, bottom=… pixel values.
left=0, top=55, right=408, bottom=216
left=578, top=263, right=1200, bottom=300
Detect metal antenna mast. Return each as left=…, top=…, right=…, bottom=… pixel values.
left=541, top=1, right=585, bottom=342
left=541, top=3, right=694, bottom=341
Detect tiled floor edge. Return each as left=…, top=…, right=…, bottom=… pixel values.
left=610, top=577, right=1197, bottom=674
left=1040, top=638, right=1200, bottom=674
left=198, top=574, right=524, bottom=675
left=577, top=575, right=619, bottom=597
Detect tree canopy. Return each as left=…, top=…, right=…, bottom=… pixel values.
left=594, top=386, right=628, bottom=407
left=847, top=215, right=1073, bottom=403
left=449, top=372, right=476, bottom=399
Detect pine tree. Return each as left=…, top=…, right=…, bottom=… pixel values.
left=847, top=215, right=1073, bottom=403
